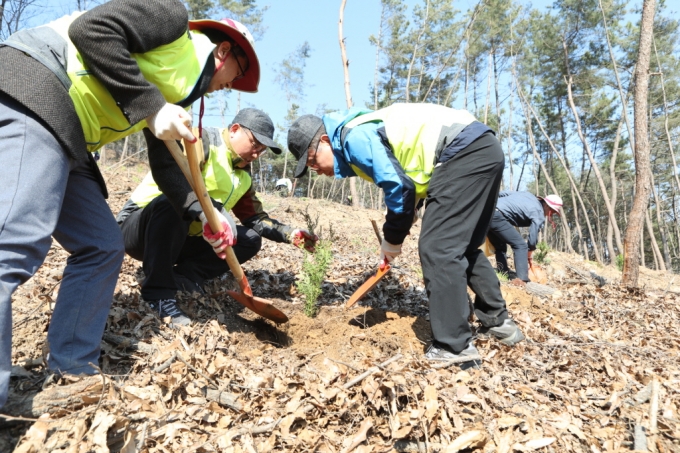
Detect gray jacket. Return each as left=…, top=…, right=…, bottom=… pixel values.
left=496, top=191, right=545, bottom=250
left=0, top=0, right=198, bottom=210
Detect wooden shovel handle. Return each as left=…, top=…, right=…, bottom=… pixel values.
left=182, top=139, right=245, bottom=282
left=163, top=139, right=244, bottom=281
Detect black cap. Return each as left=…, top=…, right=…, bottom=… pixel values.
left=287, top=114, right=324, bottom=178
left=232, top=108, right=282, bottom=154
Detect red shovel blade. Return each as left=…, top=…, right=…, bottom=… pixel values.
left=226, top=290, right=289, bottom=324
left=346, top=264, right=391, bottom=308
left=237, top=274, right=253, bottom=297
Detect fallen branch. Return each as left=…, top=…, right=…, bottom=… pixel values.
left=343, top=354, right=402, bottom=389
left=649, top=379, right=660, bottom=435
left=102, top=333, right=157, bottom=355
left=430, top=355, right=482, bottom=370
left=394, top=440, right=444, bottom=452
left=187, top=417, right=282, bottom=453
left=203, top=388, right=242, bottom=412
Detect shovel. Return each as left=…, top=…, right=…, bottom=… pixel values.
left=164, top=139, right=288, bottom=324
left=345, top=220, right=391, bottom=308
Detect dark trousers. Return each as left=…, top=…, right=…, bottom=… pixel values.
left=487, top=211, right=530, bottom=281
left=120, top=195, right=261, bottom=301
left=419, top=133, right=508, bottom=353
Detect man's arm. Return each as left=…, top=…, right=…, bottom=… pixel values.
left=68, top=0, right=189, bottom=125
left=231, top=185, right=294, bottom=243
left=345, top=125, right=416, bottom=245
left=527, top=217, right=545, bottom=251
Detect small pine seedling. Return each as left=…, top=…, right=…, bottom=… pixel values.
left=296, top=207, right=334, bottom=317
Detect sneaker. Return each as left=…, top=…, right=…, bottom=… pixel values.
left=147, top=299, right=191, bottom=326
left=173, top=271, right=205, bottom=295
left=425, top=342, right=481, bottom=364
left=479, top=319, right=525, bottom=346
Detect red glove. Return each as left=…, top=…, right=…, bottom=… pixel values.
left=291, top=229, right=319, bottom=252
left=200, top=209, right=236, bottom=259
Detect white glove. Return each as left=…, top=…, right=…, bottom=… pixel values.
left=200, top=208, right=237, bottom=259
left=146, top=103, right=196, bottom=142
left=379, top=239, right=402, bottom=268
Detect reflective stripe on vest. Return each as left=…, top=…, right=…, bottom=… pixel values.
left=44, top=12, right=214, bottom=151
left=130, top=129, right=251, bottom=236
left=342, top=103, right=476, bottom=197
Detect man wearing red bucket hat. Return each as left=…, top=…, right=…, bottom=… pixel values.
left=487, top=192, right=563, bottom=285
left=0, top=0, right=261, bottom=408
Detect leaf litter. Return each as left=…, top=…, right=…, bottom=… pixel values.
left=2, top=168, right=679, bottom=453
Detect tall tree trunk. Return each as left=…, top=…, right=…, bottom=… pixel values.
left=650, top=172, right=671, bottom=270
left=564, top=74, right=624, bottom=253
left=522, top=104, right=575, bottom=254
left=653, top=37, right=680, bottom=196
left=645, top=209, right=665, bottom=271
left=404, top=0, right=429, bottom=102
left=338, top=0, right=360, bottom=208
left=607, top=118, right=624, bottom=262
left=622, top=0, right=656, bottom=287
left=484, top=50, right=492, bottom=123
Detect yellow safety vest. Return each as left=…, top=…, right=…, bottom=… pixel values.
left=44, top=12, right=215, bottom=151
left=130, top=128, right=251, bottom=236
left=343, top=103, right=476, bottom=198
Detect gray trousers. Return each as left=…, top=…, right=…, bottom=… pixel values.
left=488, top=210, right=530, bottom=281
left=419, top=133, right=508, bottom=354
left=0, top=95, right=124, bottom=408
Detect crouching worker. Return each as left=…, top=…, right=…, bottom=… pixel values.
left=288, top=103, right=524, bottom=364
left=488, top=191, right=563, bottom=285
left=117, top=109, right=318, bottom=326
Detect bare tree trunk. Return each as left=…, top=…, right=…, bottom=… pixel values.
left=522, top=104, right=575, bottom=254
left=338, top=0, right=360, bottom=208
left=373, top=2, right=386, bottom=110
left=564, top=74, right=623, bottom=253
left=118, top=136, right=129, bottom=164
left=623, top=0, right=656, bottom=287
left=650, top=170, right=671, bottom=270
left=404, top=0, right=429, bottom=102
left=607, top=118, right=624, bottom=262
left=645, top=209, right=664, bottom=271
left=484, top=50, right=492, bottom=123
left=653, top=38, right=680, bottom=196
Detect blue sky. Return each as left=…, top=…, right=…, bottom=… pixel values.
left=32, top=0, right=675, bottom=155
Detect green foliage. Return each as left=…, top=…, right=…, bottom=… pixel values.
left=616, top=254, right=624, bottom=272
left=297, top=241, right=333, bottom=318
left=534, top=241, right=551, bottom=264
left=496, top=270, right=509, bottom=283
left=296, top=207, right=335, bottom=317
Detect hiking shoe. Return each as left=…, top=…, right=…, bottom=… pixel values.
left=147, top=299, right=191, bottom=326
left=173, top=271, right=205, bottom=295
left=479, top=319, right=525, bottom=346
left=425, top=342, right=481, bottom=365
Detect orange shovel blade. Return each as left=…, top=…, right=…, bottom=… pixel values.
left=345, top=264, right=391, bottom=308
left=226, top=290, right=289, bottom=324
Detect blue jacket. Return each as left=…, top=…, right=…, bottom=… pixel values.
left=322, top=105, right=489, bottom=245
left=495, top=191, right=545, bottom=250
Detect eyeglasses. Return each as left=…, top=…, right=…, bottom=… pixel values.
left=306, top=139, right=321, bottom=167
left=242, top=127, right=266, bottom=153
left=233, top=50, right=247, bottom=82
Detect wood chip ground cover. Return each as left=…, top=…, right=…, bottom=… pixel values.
left=2, top=167, right=679, bottom=453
